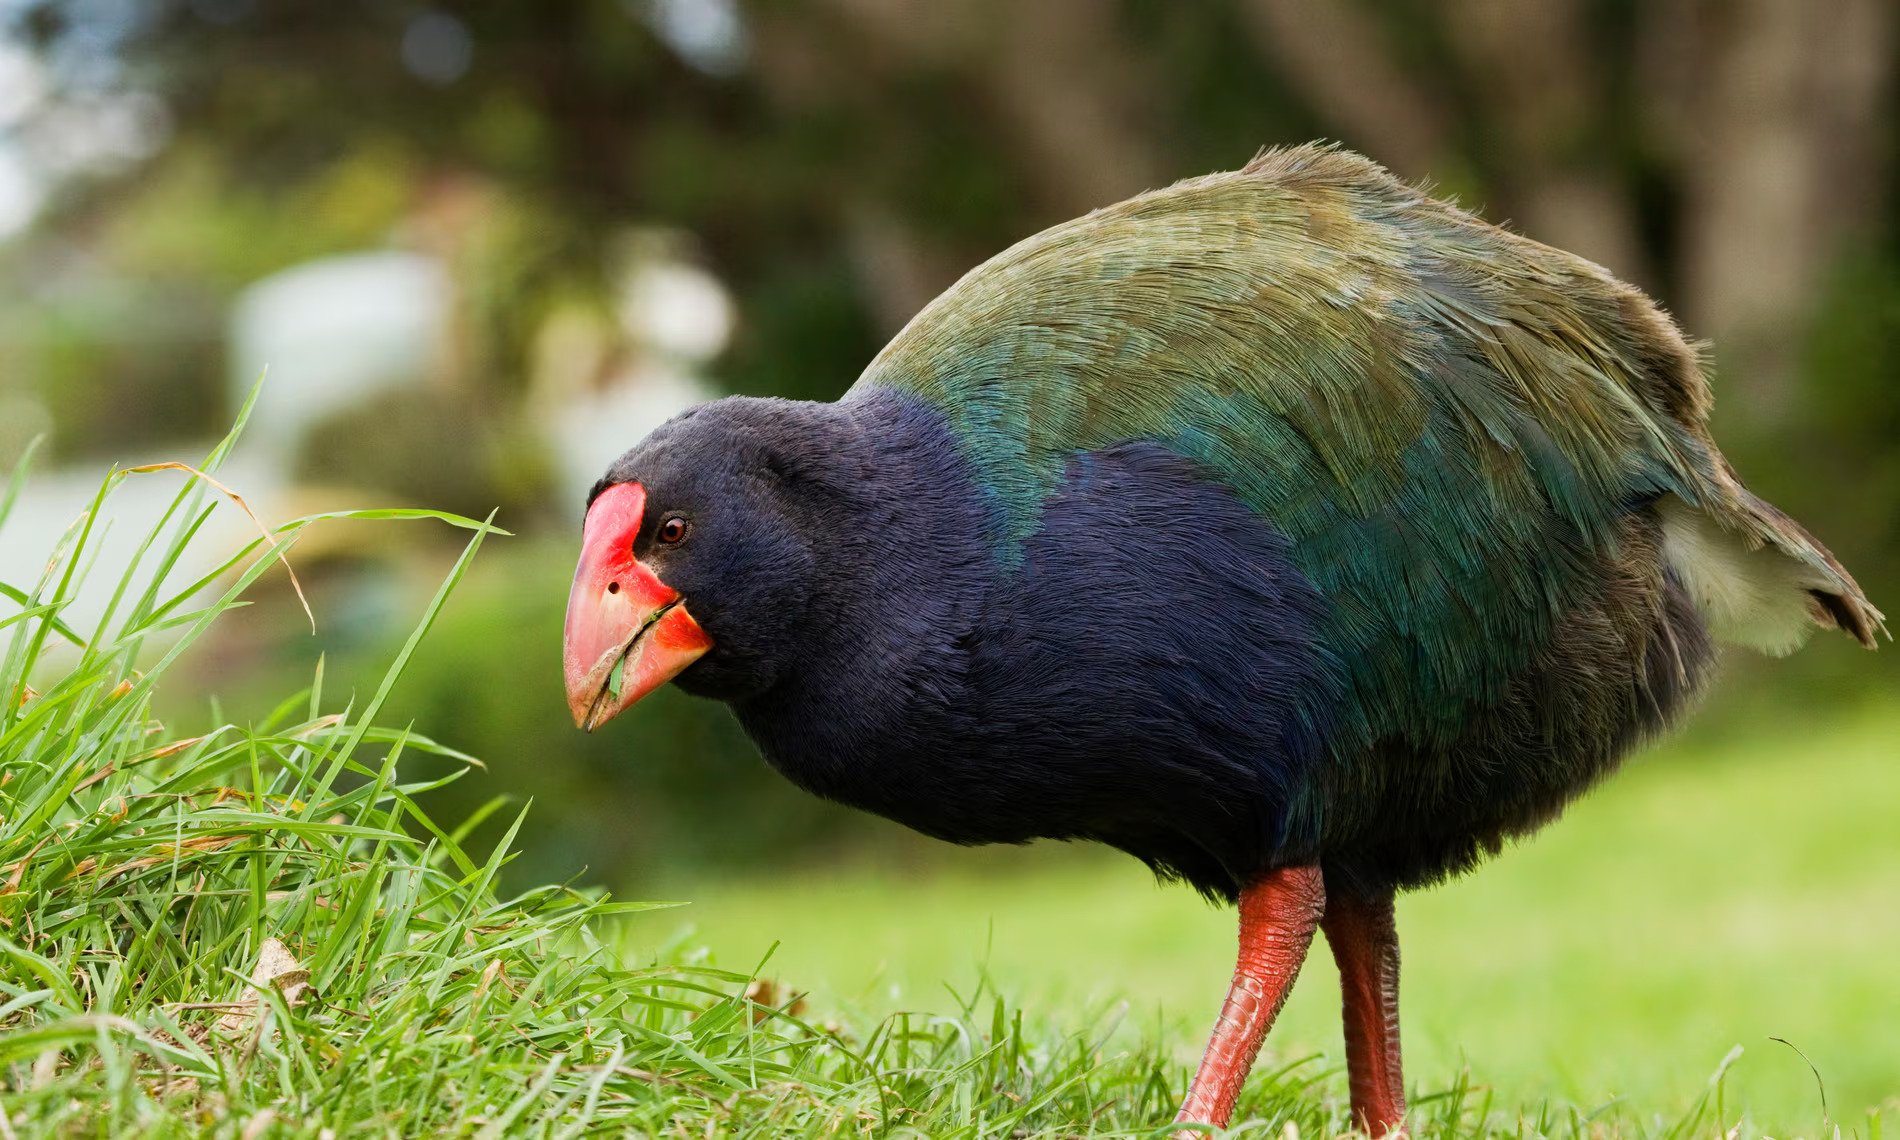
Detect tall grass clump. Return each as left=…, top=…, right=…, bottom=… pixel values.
left=0, top=400, right=1822, bottom=1139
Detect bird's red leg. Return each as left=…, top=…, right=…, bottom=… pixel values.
left=1176, top=864, right=1326, bottom=1132
left=1321, top=888, right=1406, bottom=1137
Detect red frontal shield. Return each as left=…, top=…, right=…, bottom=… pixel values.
left=563, top=483, right=712, bottom=731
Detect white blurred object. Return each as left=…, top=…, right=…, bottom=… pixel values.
left=0, top=250, right=453, bottom=631
left=228, top=251, right=449, bottom=457
left=540, top=247, right=729, bottom=515
left=402, top=12, right=474, bottom=86
left=0, top=448, right=287, bottom=635
left=0, top=238, right=733, bottom=627
left=546, top=365, right=710, bottom=520
left=636, top=0, right=748, bottom=76
left=21, top=90, right=171, bottom=175
left=0, top=41, right=48, bottom=127
left=0, top=141, right=40, bottom=238
left=618, top=259, right=733, bottom=363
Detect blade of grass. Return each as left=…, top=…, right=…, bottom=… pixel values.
left=302, top=508, right=501, bottom=811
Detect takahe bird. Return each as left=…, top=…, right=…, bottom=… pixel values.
left=562, top=145, right=1883, bottom=1137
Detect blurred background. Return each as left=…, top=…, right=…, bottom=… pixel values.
left=0, top=0, right=1894, bottom=1126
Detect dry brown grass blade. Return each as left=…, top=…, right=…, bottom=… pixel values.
left=0, top=835, right=51, bottom=895
left=742, top=979, right=808, bottom=1024
left=127, top=735, right=212, bottom=766
left=69, top=734, right=212, bottom=797
left=240, top=1110, right=278, bottom=1140
left=217, top=937, right=313, bottom=1035
left=64, top=834, right=243, bottom=883
left=473, top=957, right=505, bottom=1003
left=71, top=765, right=116, bottom=794
left=293, top=714, right=346, bottom=738
left=124, top=462, right=315, bottom=633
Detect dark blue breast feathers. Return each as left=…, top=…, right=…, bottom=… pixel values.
left=737, top=390, right=1346, bottom=898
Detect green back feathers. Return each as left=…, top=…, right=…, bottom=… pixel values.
left=860, top=144, right=1723, bottom=530
left=854, top=144, right=1819, bottom=752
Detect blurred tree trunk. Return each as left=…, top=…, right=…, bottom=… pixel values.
left=1242, top=0, right=1894, bottom=440
left=840, top=200, right=967, bottom=336
left=812, top=0, right=1164, bottom=216
left=1235, top=0, right=1456, bottom=181
left=742, top=2, right=971, bottom=332
left=751, top=0, right=1166, bottom=334
left=1645, top=0, right=1895, bottom=431
left=1243, top=0, right=1646, bottom=281
left=1440, top=0, right=1649, bottom=285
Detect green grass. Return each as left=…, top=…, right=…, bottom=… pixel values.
left=1, top=412, right=1893, bottom=1137
left=628, top=702, right=1900, bottom=1135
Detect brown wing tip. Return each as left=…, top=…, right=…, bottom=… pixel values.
left=1811, top=589, right=1887, bottom=650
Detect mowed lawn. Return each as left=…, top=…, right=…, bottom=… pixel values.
left=625, top=700, right=1900, bottom=1134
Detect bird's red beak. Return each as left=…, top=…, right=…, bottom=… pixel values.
left=563, top=482, right=713, bottom=732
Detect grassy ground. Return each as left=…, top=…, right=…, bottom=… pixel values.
left=3, top=422, right=1894, bottom=1137
left=628, top=702, right=1900, bottom=1136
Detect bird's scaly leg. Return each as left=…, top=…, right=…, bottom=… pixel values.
left=1322, top=887, right=1406, bottom=1137
left=1175, top=864, right=1325, bottom=1133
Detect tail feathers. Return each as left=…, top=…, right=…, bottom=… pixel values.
left=1658, top=492, right=1886, bottom=655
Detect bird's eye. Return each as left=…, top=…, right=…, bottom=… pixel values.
left=656, top=516, right=688, bottom=545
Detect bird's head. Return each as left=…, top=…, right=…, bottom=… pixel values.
left=563, top=399, right=830, bottom=731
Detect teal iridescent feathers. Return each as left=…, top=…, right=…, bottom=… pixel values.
left=853, top=144, right=1882, bottom=764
